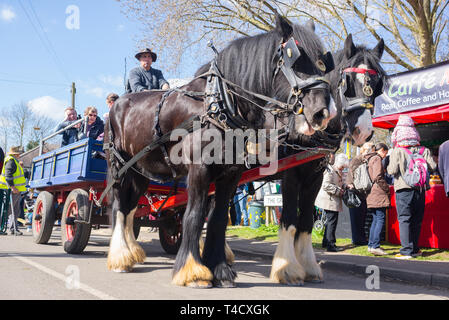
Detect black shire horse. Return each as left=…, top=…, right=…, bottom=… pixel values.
left=105, top=14, right=336, bottom=288
left=269, top=34, right=386, bottom=285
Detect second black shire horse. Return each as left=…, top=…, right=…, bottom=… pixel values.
left=105, top=14, right=336, bottom=288
left=269, top=34, right=386, bottom=285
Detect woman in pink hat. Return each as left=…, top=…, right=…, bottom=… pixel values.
left=387, top=115, right=437, bottom=259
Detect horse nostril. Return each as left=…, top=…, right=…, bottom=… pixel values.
left=313, top=109, right=328, bottom=123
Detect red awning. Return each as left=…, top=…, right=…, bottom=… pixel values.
left=372, top=103, right=449, bottom=129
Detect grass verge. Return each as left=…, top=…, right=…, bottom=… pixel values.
left=226, top=225, right=449, bottom=262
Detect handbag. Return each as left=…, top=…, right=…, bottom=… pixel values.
left=343, top=188, right=361, bottom=208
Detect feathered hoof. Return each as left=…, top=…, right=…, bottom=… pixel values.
left=287, top=280, right=304, bottom=286
left=107, top=250, right=135, bottom=273
left=305, top=275, right=323, bottom=283
left=129, top=243, right=146, bottom=264
left=303, top=265, right=323, bottom=283
left=172, top=253, right=213, bottom=287
left=212, top=262, right=237, bottom=288
left=186, top=280, right=213, bottom=289
left=300, top=257, right=323, bottom=283
left=213, top=279, right=236, bottom=288
left=271, top=270, right=305, bottom=286
left=270, top=259, right=305, bottom=286
left=274, top=273, right=304, bottom=286
left=295, top=232, right=323, bottom=284
left=304, top=278, right=324, bottom=283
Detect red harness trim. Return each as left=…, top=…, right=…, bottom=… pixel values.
left=282, top=40, right=299, bottom=48
left=343, top=67, right=378, bottom=75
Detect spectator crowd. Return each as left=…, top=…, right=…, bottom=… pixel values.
left=315, top=115, right=446, bottom=260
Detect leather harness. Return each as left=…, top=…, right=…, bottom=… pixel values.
left=99, top=39, right=337, bottom=207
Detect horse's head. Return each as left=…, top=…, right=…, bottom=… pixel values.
left=271, top=15, right=336, bottom=137
left=333, top=34, right=386, bottom=146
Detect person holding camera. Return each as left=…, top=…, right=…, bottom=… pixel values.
left=55, top=107, right=82, bottom=146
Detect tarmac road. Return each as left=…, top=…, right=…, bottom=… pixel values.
left=1, top=227, right=449, bottom=301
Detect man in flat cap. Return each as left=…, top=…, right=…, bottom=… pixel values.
left=128, top=48, right=170, bottom=93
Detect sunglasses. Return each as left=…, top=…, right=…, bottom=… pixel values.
left=88, top=113, right=97, bottom=117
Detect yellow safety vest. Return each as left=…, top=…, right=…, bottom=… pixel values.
left=0, top=156, right=27, bottom=192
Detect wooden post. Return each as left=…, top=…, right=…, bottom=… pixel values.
left=265, top=207, right=270, bottom=226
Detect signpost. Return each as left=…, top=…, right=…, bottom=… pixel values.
left=263, top=194, right=282, bottom=226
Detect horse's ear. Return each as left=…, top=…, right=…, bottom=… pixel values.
left=274, top=13, right=293, bottom=41
left=306, top=19, right=315, bottom=32
left=344, top=34, right=356, bottom=59
left=372, top=38, right=385, bottom=60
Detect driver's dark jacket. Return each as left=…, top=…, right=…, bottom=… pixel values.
left=128, top=66, right=168, bottom=92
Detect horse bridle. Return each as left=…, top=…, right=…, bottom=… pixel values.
left=273, top=37, right=334, bottom=115
left=203, top=37, right=335, bottom=132
left=339, top=65, right=383, bottom=115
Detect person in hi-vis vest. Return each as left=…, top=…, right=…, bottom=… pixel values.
left=0, top=146, right=26, bottom=235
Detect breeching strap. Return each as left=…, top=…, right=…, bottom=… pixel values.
left=97, top=115, right=200, bottom=206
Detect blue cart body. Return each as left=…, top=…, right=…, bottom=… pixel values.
left=29, top=138, right=185, bottom=191
left=29, top=138, right=106, bottom=190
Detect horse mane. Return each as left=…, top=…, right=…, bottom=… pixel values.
left=332, top=45, right=386, bottom=79
left=195, top=24, right=325, bottom=94
left=194, top=23, right=326, bottom=127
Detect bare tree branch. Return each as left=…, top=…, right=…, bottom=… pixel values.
left=118, top=0, right=449, bottom=73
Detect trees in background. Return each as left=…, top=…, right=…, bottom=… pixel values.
left=119, top=0, right=448, bottom=73
left=0, top=101, right=56, bottom=152
left=119, top=0, right=444, bottom=151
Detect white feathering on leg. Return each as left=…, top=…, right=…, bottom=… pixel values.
left=107, top=211, right=135, bottom=272
left=295, top=232, right=323, bottom=282
left=270, top=225, right=305, bottom=285
left=125, top=208, right=146, bottom=264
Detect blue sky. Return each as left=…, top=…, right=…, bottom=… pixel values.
left=0, top=0, right=199, bottom=122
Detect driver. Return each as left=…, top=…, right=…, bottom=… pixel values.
left=128, top=48, right=170, bottom=93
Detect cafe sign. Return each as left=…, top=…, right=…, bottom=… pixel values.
left=374, top=60, right=449, bottom=117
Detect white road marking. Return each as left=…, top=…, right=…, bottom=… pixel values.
left=10, top=255, right=117, bottom=300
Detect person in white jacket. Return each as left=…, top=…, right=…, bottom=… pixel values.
left=315, top=153, right=349, bottom=252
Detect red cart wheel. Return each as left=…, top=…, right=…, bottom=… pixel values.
left=61, top=189, right=92, bottom=254
left=64, top=200, right=77, bottom=242
left=32, top=191, right=55, bottom=244
left=159, top=213, right=183, bottom=255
